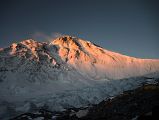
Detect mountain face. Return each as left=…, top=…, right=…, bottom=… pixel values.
left=52, top=36, right=159, bottom=79
left=0, top=36, right=159, bottom=119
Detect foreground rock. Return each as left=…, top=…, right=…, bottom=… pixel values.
left=82, top=82, right=159, bottom=120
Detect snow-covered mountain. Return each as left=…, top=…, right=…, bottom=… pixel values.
left=0, top=36, right=159, bottom=119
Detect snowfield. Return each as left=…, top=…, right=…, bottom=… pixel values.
left=0, top=36, right=159, bottom=119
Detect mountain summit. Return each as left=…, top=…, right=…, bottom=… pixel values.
left=0, top=36, right=159, bottom=119
left=1, top=36, right=159, bottom=80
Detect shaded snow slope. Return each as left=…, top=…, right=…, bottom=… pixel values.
left=0, top=36, right=159, bottom=119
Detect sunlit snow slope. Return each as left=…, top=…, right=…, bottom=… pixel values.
left=52, top=36, right=159, bottom=79
left=0, top=36, right=159, bottom=119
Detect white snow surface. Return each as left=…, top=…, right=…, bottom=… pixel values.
left=0, top=36, right=159, bottom=119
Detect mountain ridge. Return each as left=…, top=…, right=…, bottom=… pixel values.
left=0, top=35, right=159, bottom=80
left=0, top=36, right=159, bottom=119
left=1, top=36, right=158, bottom=60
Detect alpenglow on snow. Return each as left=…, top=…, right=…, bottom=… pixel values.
left=0, top=36, right=159, bottom=119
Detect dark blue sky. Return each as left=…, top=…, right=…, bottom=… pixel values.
left=0, top=0, right=159, bottom=58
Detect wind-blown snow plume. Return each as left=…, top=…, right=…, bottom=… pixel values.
left=32, top=32, right=66, bottom=42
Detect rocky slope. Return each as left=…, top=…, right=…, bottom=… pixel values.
left=82, top=81, right=159, bottom=120
left=10, top=80, right=159, bottom=120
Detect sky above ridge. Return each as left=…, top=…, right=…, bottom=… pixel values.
left=0, top=0, right=159, bottom=58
